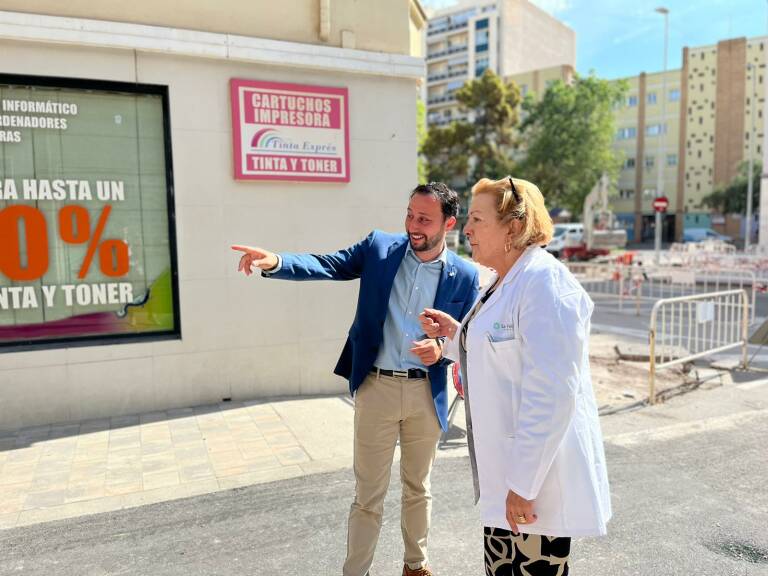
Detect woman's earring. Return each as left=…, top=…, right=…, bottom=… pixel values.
left=504, top=240, right=512, bottom=253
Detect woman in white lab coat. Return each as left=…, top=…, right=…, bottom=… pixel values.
left=421, top=177, right=611, bottom=576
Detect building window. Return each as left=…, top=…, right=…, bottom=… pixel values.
left=643, top=188, right=656, bottom=197
left=646, top=123, right=666, bottom=136
left=669, top=89, right=681, bottom=101
left=475, top=56, right=489, bottom=77
left=667, top=154, right=678, bottom=166
left=624, top=158, right=636, bottom=169
left=0, top=77, right=182, bottom=348
left=645, top=156, right=655, bottom=168
left=619, top=189, right=635, bottom=199
left=475, top=29, right=489, bottom=53
left=616, top=127, right=637, bottom=140
left=627, top=95, right=638, bottom=107
left=520, top=84, right=528, bottom=97
left=475, top=18, right=489, bottom=30
left=647, top=92, right=657, bottom=104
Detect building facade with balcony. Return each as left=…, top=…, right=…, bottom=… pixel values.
left=425, top=0, right=574, bottom=128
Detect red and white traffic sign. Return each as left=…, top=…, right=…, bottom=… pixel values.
left=653, top=196, right=669, bottom=212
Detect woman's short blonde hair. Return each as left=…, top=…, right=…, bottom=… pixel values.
left=471, top=176, right=554, bottom=249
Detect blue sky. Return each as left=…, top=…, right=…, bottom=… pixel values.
left=421, top=0, right=767, bottom=79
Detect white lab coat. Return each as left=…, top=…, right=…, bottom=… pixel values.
left=444, top=246, right=612, bottom=537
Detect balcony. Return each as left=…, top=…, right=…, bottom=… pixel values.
left=427, top=114, right=469, bottom=127
left=427, top=20, right=469, bottom=37
left=426, top=92, right=459, bottom=106
left=427, top=68, right=469, bottom=84
left=426, top=44, right=469, bottom=61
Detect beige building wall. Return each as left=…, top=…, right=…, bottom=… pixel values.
left=508, top=64, right=574, bottom=100
left=674, top=44, right=717, bottom=215
left=744, top=39, right=766, bottom=181
left=0, top=0, right=415, bottom=55
left=684, top=38, right=767, bottom=210
left=499, top=0, right=575, bottom=77
left=609, top=69, right=681, bottom=240
left=612, top=76, right=641, bottom=217
left=642, top=70, right=682, bottom=209
left=0, top=8, right=425, bottom=429
left=713, top=39, right=747, bottom=192
left=410, top=0, right=428, bottom=58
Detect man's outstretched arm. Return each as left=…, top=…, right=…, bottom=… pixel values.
left=231, top=231, right=374, bottom=281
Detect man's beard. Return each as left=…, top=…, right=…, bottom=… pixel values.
left=409, top=232, right=443, bottom=252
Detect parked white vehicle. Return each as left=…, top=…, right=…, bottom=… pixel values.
left=546, top=223, right=584, bottom=258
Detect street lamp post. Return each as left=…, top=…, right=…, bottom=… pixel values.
left=745, top=63, right=757, bottom=250
left=654, top=6, right=669, bottom=264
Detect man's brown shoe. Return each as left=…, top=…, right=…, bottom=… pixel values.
left=402, top=565, right=433, bottom=576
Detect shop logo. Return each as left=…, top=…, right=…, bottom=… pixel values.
left=250, top=128, right=289, bottom=150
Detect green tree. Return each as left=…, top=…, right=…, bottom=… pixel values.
left=701, top=160, right=761, bottom=214
left=416, top=98, right=428, bottom=183
left=421, top=70, right=521, bottom=198
left=518, top=74, right=627, bottom=214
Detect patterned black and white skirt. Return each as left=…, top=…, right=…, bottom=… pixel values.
left=484, top=527, right=571, bottom=576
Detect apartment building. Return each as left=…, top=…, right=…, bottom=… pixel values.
left=425, top=0, right=574, bottom=127
left=610, top=36, right=766, bottom=242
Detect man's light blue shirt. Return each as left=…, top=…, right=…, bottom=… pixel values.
left=374, top=243, right=446, bottom=371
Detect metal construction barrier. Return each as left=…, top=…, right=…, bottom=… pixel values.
left=568, top=262, right=759, bottom=323
left=642, top=267, right=758, bottom=324
left=648, top=289, right=749, bottom=404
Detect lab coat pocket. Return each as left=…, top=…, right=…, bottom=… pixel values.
left=485, top=333, right=519, bottom=352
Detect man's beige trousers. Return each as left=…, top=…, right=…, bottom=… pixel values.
left=343, top=373, right=443, bottom=576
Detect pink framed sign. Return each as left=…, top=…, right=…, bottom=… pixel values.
left=230, top=79, right=350, bottom=182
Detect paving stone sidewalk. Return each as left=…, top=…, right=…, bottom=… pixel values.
left=0, top=396, right=360, bottom=530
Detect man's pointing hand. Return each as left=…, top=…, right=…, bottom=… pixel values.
left=231, top=245, right=279, bottom=276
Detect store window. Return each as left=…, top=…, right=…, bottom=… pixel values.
left=0, top=75, right=179, bottom=349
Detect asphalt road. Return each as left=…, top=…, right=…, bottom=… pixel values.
left=2, top=382, right=768, bottom=576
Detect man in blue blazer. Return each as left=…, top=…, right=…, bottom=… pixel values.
left=232, top=183, right=479, bottom=576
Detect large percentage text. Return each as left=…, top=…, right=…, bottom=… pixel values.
left=0, top=205, right=130, bottom=281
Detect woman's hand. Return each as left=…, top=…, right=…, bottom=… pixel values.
left=419, top=308, right=460, bottom=340
left=505, top=490, right=537, bottom=534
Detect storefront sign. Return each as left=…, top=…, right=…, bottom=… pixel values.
left=230, top=79, right=350, bottom=182
left=0, top=75, right=179, bottom=349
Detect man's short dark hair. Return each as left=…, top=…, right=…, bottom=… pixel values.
left=410, top=182, right=460, bottom=220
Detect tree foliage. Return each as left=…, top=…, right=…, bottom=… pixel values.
left=701, top=160, right=761, bottom=214
left=421, top=70, right=521, bottom=198
left=416, top=98, right=428, bottom=183
left=517, top=75, right=627, bottom=213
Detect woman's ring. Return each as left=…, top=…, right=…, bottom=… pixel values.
left=516, top=515, right=527, bottom=523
